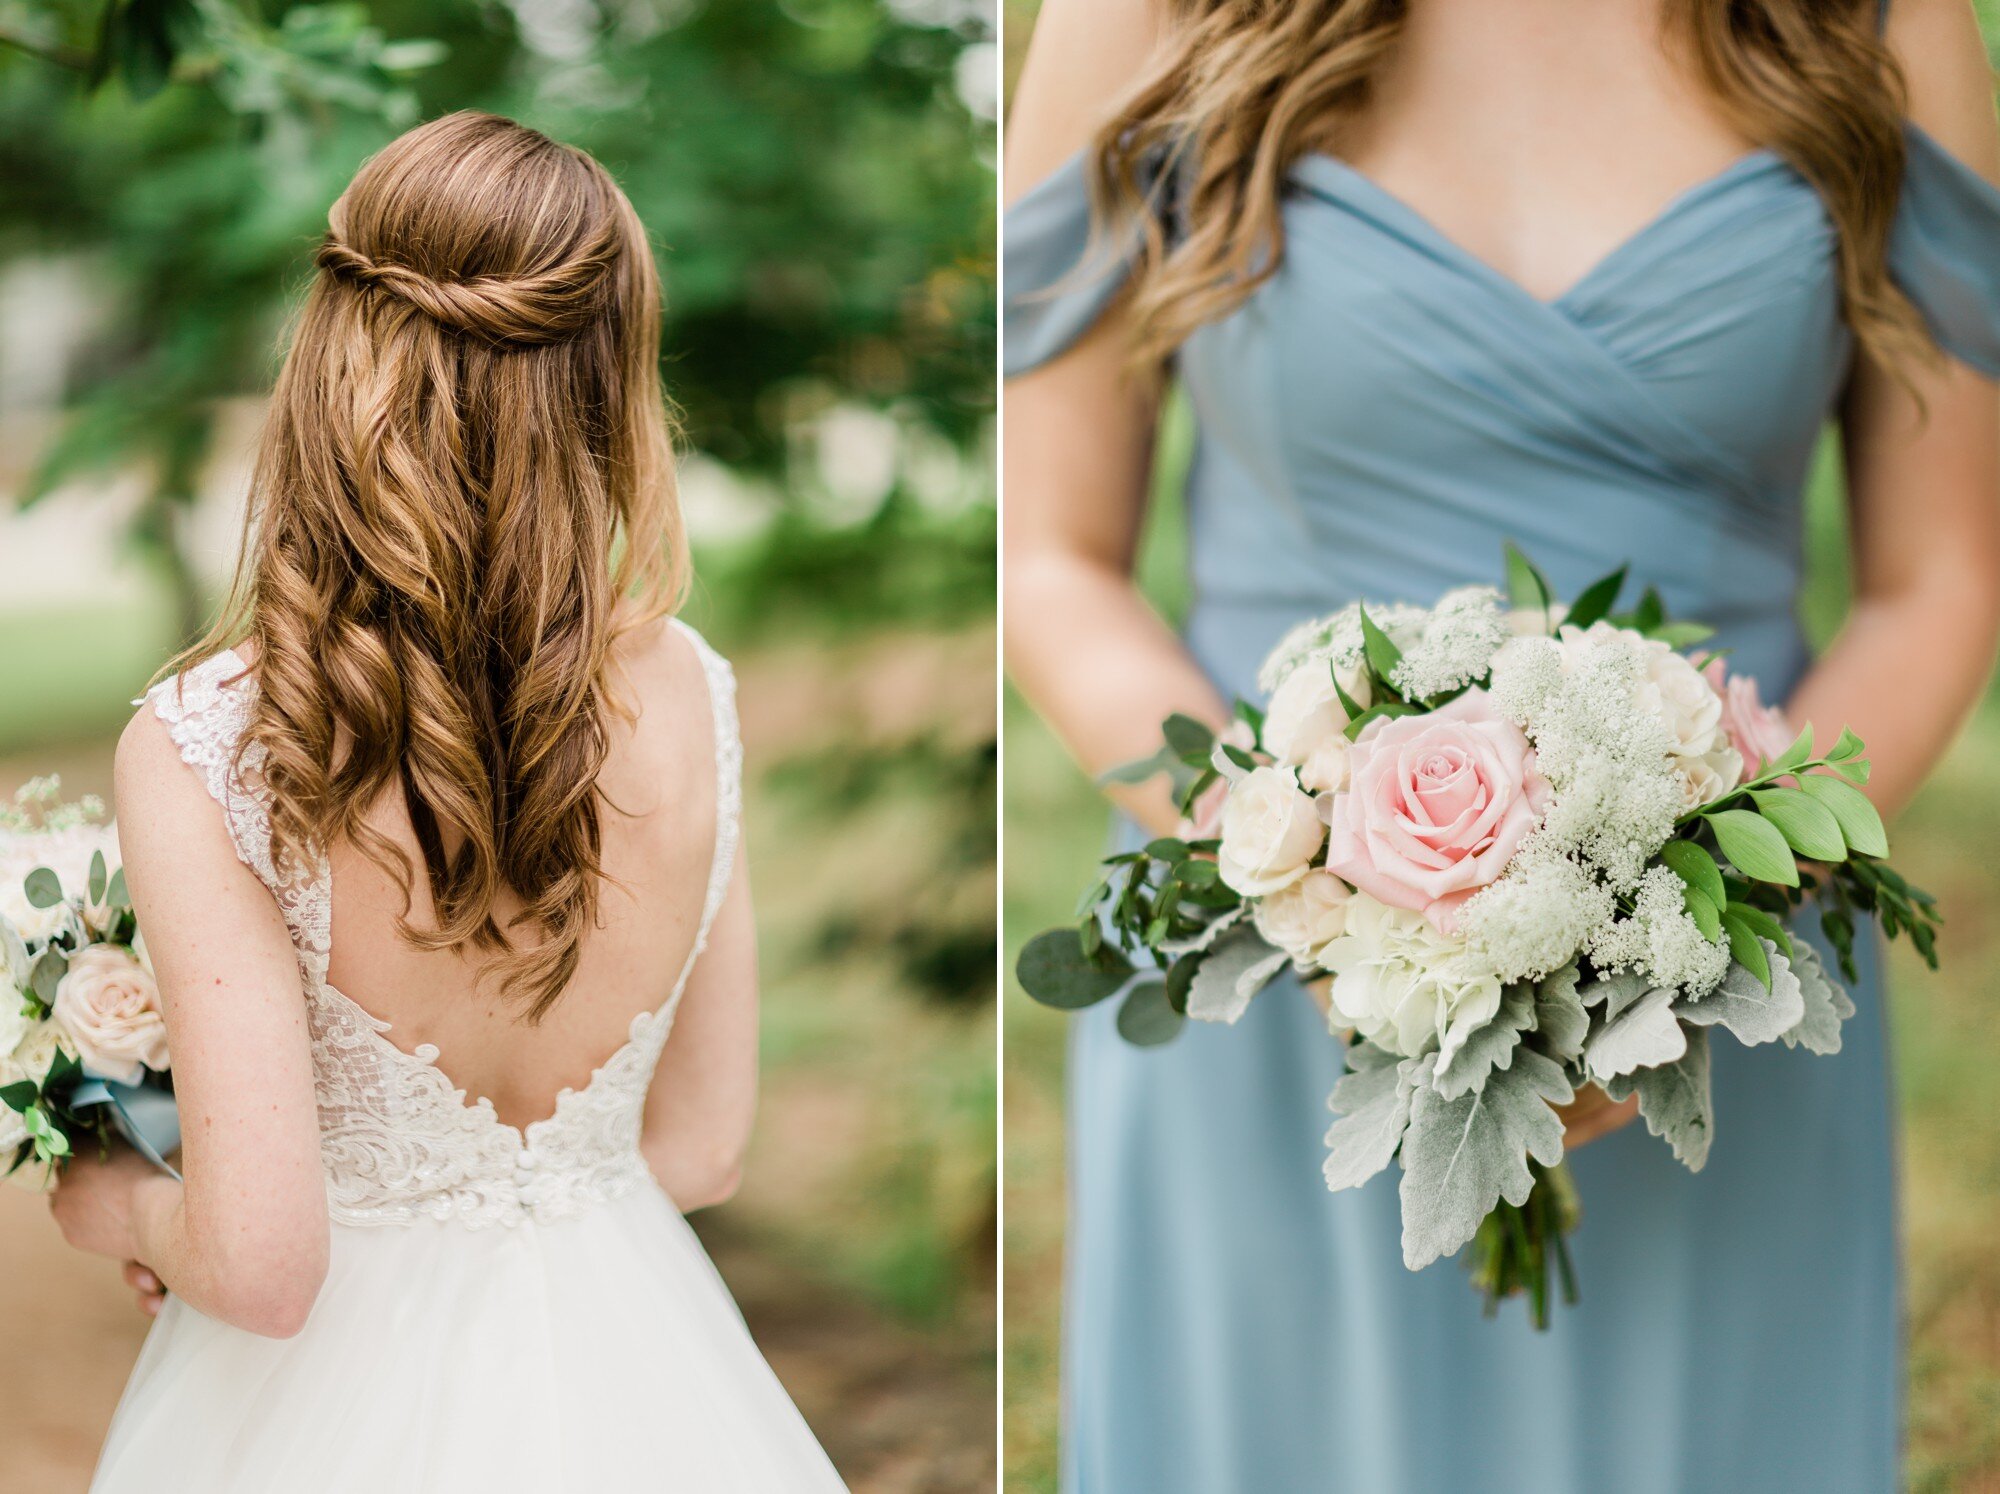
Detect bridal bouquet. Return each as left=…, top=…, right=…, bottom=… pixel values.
left=0, top=778, right=176, bottom=1180
left=1019, top=546, right=1939, bottom=1326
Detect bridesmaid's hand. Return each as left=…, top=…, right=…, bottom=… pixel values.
left=1555, top=1085, right=1640, bottom=1149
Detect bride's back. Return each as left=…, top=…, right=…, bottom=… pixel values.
left=323, top=618, right=721, bottom=1130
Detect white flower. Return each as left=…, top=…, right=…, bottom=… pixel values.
left=0, top=822, right=119, bottom=945
left=1673, top=743, right=1744, bottom=811
left=1321, top=892, right=1504, bottom=1063
left=1263, top=660, right=1369, bottom=792
left=1392, top=586, right=1508, bottom=701
left=0, top=989, right=31, bottom=1065
left=1630, top=639, right=1728, bottom=759
left=1252, top=870, right=1354, bottom=967
left=53, top=944, right=168, bottom=1085
left=1457, top=847, right=1616, bottom=985
left=1216, top=766, right=1325, bottom=897
left=1506, top=601, right=1569, bottom=637
left=7, top=1019, right=69, bottom=1087
left=1589, top=866, right=1730, bottom=998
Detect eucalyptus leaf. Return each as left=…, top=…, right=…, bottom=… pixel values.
left=1604, top=1028, right=1713, bottom=1172
left=1529, top=966, right=1590, bottom=1063
left=1675, top=941, right=1804, bottom=1045
left=23, top=868, right=62, bottom=910
left=1797, top=775, right=1888, bottom=858
left=1322, top=1056, right=1416, bottom=1192
left=1779, top=940, right=1855, bottom=1056
left=1705, top=809, right=1798, bottom=887
left=1585, top=982, right=1687, bottom=1081
left=1432, top=980, right=1535, bottom=1100
left=1116, top=981, right=1186, bottom=1046
left=1015, top=929, right=1132, bottom=1011
left=1185, top=926, right=1288, bottom=1025
left=29, top=950, right=67, bottom=1009
left=1162, top=713, right=1217, bottom=762
left=1398, top=1048, right=1572, bottom=1270
left=1748, top=788, right=1845, bottom=862
left=88, top=851, right=107, bottom=906
left=1099, top=745, right=1175, bottom=786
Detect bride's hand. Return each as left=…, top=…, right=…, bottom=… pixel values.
left=1555, top=1084, right=1640, bottom=1149
left=122, top=1260, right=167, bottom=1318
left=49, top=1146, right=171, bottom=1263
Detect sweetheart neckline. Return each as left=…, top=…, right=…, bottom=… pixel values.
left=1289, top=147, right=1788, bottom=310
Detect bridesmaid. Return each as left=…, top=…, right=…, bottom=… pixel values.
left=1004, top=1, right=2000, bottom=1490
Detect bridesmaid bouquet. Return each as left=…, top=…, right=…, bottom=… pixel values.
left=1019, top=546, right=1940, bottom=1327
left=0, top=778, right=176, bottom=1180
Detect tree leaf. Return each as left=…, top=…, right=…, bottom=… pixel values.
left=1779, top=940, right=1855, bottom=1056
left=1562, top=565, right=1628, bottom=631
left=1660, top=839, right=1726, bottom=912
left=1503, top=541, right=1552, bottom=617
left=1747, top=788, right=1845, bottom=862
left=1797, top=775, right=1888, bottom=858
left=1529, top=966, right=1589, bottom=1063
left=23, top=868, right=62, bottom=910
left=1015, top=929, right=1132, bottom=1010
left=1675, top=941, right=1804, bottom=1045
left=1705, top=809, right=1798, bottom=886
left=1398, top=1048, right=1572, bottom=1270
left=1585, top=983, right=1687, bottom=1081
left=1322, top=1055, right=1415, bottom=1192
left=1185, top=926, right=1288, bottom=1025
left=1432, top=980, right=1536, bottom=1100
left=1116, top=980, right=1185, bottom=1046
left=1604, top=1028, right=1713, bottom=1172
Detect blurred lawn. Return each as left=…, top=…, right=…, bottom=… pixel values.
left=1001, top=431, right=2000, bottom=1492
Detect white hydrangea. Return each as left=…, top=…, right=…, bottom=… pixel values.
left=1320, top=892, right=1504, bottom=1064
left=1457, top=844, right=1616, bottom=985
left=1589, top=866, right=1730, bottom=998
left=1391, top=586, right=1508, bottom=702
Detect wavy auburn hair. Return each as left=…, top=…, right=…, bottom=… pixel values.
left=1095, top=0, right=1934, bottom=375
left=183, top=110, right=686, bottom=1020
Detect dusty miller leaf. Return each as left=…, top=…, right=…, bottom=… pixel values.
left=1398, top=1048, right=1572, bottom=1270
left=1530, top=965, right=1589, bottom=1063
left=1578, top=969, right=1650, bottom=1017
left=1604, top=1028, right=1713, bottom=1172
left=1185, top=926, right=1288, bottom=1025
left=1322, top=1055, right=1416, bottom=1192
left=1779, top=940, right=1855, bottom=1056
left=1432, top=979, right=1535, bottom=1100
left=1585, top=982, right=1687, bottom=1081
left=1675, top=940, right=1804, bottom=1046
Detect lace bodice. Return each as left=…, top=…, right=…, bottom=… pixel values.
left=145, top=620, right=742, bottom=1229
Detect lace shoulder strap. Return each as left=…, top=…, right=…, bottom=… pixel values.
left=660, top=618, right=743, bottom=1022
left=143, top=650, right=332, bottom=985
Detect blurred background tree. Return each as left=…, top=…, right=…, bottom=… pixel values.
left=0, top=3, right=995, bottom=1489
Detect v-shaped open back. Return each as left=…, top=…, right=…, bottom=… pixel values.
left=146, top=616, right=744, bottom=1229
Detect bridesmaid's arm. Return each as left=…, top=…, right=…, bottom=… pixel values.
left=1004, top=0, right=1226, bottom=838
left=47, top=709, right=331, bottom=1338
left=639, top=848, right=757, bottom=1211
left=1787, top=1, right=2000, bottom=817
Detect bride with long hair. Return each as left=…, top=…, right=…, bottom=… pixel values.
left=45, top=110, right=846, bottom=1491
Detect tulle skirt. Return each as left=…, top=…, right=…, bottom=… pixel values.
left=90, top=1188, right=846, bottom=1491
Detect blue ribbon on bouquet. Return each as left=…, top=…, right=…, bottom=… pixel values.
left=68, top=1075, right=181, bottom=1181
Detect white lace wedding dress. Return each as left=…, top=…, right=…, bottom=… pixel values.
left=92, top=621, right=846, bottom=1492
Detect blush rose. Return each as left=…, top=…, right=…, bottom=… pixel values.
left=52, top=945, right=169, bottom=1086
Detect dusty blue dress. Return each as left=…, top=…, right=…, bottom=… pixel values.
left=1006, top=107, right=2000, bottom=1494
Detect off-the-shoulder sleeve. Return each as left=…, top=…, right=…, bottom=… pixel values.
left=1891, top=124, right=2000, bottom=376
left=1003, top=150, right=1147, bottom=376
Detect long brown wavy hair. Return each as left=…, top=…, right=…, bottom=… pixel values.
left=182, top=110, right=686, bottom=1020
left=1094, top=0, right=1933, bottom=374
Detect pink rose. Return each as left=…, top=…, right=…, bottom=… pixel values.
left=1322, top=691, right=1551, bottom=931
left=1702, top=658, right=1794, bottom=770
left=52, top=944, right=168, bottom=1086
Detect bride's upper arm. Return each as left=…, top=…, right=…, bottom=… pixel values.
left=113, top=707, right=328, bottom=1273
left=1005, top=0, right=1166, bottom=204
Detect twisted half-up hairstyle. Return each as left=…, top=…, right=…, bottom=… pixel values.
left=184, top=110, right=686, bottom=1020
left=1095, top=0, right=1935, bottom=376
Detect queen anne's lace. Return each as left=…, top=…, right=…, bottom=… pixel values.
left=145, top=620, right=741, bottom=1229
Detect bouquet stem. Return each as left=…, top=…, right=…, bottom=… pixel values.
left=1465, top=1159, right=1582, bottom=1330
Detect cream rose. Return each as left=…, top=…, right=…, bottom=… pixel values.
left=1252, top=869, right=1354, bottom=967
left=1632, top=642, right=1728, bottom=759
left=1217, top=766, right=1325, bottom=897
left=1321, top=690, right=1551, bottom=931
left=1321, top=892, right=1504, bottom=1062
left=1674, top=743, right=1744, bottom=811
left=1263, top=660, right=1371, bottom=793
left=52, top=945, right=168, bottom=1085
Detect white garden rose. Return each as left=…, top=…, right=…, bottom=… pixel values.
left=1673, top=743, right=1744, bottom=812
left=0, top=990, right=31, bottom=1067
left=1320, top=891, right=1504, bottom=1063
left=52, top=944, right=168, bottom=1085
left=1262, top=660, right=1370, bottom=793
left=1217, top=766, right=1325, bottom=897
left=1506, top=601, right=1569, bottom=637
left=1252, top=870, right=1354, bottom=967
left=1632, top=642, right=1728, bottom=759
left=8, top=1019, right=69, bottom=1086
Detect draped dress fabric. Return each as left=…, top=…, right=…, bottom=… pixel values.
left=90, top=620, right=847, bottom=1493
left=1006, top=113, right=2000, bottom=1494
